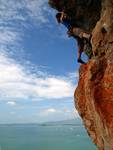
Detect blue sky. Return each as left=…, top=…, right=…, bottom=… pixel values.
left=0, top=0, right=81, bottom=124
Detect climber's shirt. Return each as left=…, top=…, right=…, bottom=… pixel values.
left=61, top=20, right=71, bottom=29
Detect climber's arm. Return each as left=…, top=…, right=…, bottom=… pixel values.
left=60, top=12, right=67, bottom=22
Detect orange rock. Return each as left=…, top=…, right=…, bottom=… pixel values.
left=75, top=1, right=113, bottom=149
left=75, top=59, right=113, bottom=150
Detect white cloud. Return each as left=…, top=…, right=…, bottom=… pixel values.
left=0, top=0, right=49, bottom=25
left=0, top=0, right=76, bottom=102
left=37, top=107, right=79, bottom=122
left=0, top=52, right=75, bottom=101
left=39, top=108, right=61, bottom=117
left=34, top=77, right=74, bottom=99
left=68, top=71, right=79, bottom=79
left=25, top=0, right=49, bottom=24
left=0, top=30, right=20, bottom=44
left=47, top=108, right=57, bottom=113
left=7, top=101, right=16, bottom=106
left=38, top=108, right=58, bottom=117
left=0, top=0, right=51, bottom=54
left=0, top=1, right=78, bottom=123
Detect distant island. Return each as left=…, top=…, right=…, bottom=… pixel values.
left=40, top=119, right=82, bottom=126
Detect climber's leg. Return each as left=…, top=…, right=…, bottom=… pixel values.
left=77, top=38, right=85, bottom=64
left=82, top=32, right=92, bottom=41
left=77, top=47, right=85, bottom=64
left=83, top=38, right=93, bottom=59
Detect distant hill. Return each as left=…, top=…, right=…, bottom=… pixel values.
left=40, top=118, right=83, bottom=126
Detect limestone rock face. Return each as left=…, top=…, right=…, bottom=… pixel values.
left=49, top=0, right=113, bottom=149
left=75, top=0, right=113, bottom=149
left=75, top=59, right=113, bottom=150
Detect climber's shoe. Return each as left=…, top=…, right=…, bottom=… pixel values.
left=77, top=58, right=86, bottom=64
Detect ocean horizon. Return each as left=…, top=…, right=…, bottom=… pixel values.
left=0, top=120, right=97, bottom=150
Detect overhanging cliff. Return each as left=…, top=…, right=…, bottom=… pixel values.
left=75, top=0, right=113, bottom=150
left=48, top=0, right=113, bottom=149
left=49, top=0, right=101, bottom=31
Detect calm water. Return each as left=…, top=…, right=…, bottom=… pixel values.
left=0, top=124, right=97, bottom=150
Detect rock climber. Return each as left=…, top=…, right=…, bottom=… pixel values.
left=56, top=12, right=92, bottom=64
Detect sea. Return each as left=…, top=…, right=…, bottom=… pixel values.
left=0, top=120, right=97, bottom=150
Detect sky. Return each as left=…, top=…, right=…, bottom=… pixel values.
left=0, top=0, right=83, bottom=124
